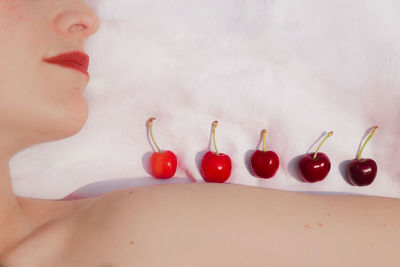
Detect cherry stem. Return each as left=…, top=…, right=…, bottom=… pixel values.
left=212, top=121, right=219, bottom=155
left=262, top=129, right=267, bottom=152
left=357, top=126, right=378, bottom=161
left=148, top=117, right=161, bottom=153
left=313, top=131, right=333, bottom=160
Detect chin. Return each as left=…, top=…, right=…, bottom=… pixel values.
left=41, top=89, right=90, bottom=141
left=61, top=92, right=89, bottom=136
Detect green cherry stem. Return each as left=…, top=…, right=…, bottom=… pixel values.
left=357, top=126, right=378, bottom=161
left=148, top=117, right=161, bottom=153
left=262, top=129, right=267, bottom=152
left=212, top=121, right=219, bottom=156
left=313, top=131, right=333, bottom=160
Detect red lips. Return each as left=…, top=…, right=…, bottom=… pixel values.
left=44, top=51, right=89, bottom=77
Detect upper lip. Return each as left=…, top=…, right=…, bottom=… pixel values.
left=43, top=51, right=89, bottom=76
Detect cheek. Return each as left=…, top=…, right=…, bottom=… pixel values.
left=0, top=0, right=38, bottom=62
left=0, top=72, right=89, bottom=141
left=0, top=0, right=26, bottom=29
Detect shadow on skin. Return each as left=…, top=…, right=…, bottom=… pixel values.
left=63, top=176, right=195, bottom=199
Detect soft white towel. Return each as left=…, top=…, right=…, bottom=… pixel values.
left=10, top=0, right=400, bottom=199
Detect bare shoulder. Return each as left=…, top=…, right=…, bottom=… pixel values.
left=5, top=183, right=400, bottom=266
left=67, top=182, right=400, bottom=267
left=64, top=184, right=309, bottom=265
left=70, top=182, right=305, bottom=229
left=64, top=182, right=299, bottom=266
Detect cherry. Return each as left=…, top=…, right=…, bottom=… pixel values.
left=298, top=131, right=333, bottom=183
left=250, top=129, right=279, bottom=178
left=147, top=117, right=177, bottom=179
left=347, top=126, right=378, bottom=186
left=200, top=121, right=232, bottom=183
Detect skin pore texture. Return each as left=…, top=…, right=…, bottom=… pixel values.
left=1, top=1, right=400, bottom=266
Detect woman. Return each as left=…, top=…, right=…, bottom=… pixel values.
left=0, top=0, right=399, bottom=266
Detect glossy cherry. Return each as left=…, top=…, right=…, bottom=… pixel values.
left=250, top=129, right=279, bottom=178
left=298, top=131, right=333, bottom=183
left=147, top=117, right=177, bottom=179
left=347, top=126, right=378, bottom=186
left=200, top=121, right=232, bottom=183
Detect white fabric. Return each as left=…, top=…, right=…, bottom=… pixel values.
left=10, top=0, right=400, bottom=199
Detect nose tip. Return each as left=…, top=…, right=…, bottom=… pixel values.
left=55, top=5, right=100, bottom=40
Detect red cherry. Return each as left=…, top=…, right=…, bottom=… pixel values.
left=150, top=150, right=177, bottom=179
left=200, top=121, right=232, bottom=183
left=201, top=151, right=232, bottom=183
left=298, top=131, right=333, bottom=183
left=147, top=118, right=177, bottom=179
left=250, top=129, right=279, bottom=178
left=347, top=126, right=378, bottom=186
left=299, top=152, right=331, bottom=182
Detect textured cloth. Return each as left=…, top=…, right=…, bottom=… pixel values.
left=10, top=0, right=400, bottom=199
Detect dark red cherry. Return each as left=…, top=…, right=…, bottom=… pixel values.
left=250, top=130, right=279, bottom=178
left=347, top=158, right=377, bottom=186
left=347, top=126, right=378, bottom=186
left=298, top=131, right=333, bottom=183
left=298, top=152, right=331, bottom=182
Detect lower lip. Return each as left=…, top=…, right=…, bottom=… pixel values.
left=50, top=62, right=89, bottom=78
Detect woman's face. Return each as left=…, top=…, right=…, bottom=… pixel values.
left=0, top=0, right=100, bottom=151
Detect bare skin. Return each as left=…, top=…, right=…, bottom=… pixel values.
left=1, top=182, right=400, bottom=266
left=1, top=1, right=400, bottom=266
left=0, top=0, right=100, bottom=260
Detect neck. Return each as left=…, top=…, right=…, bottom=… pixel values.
left=0, top=156, right=34, bottom=256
